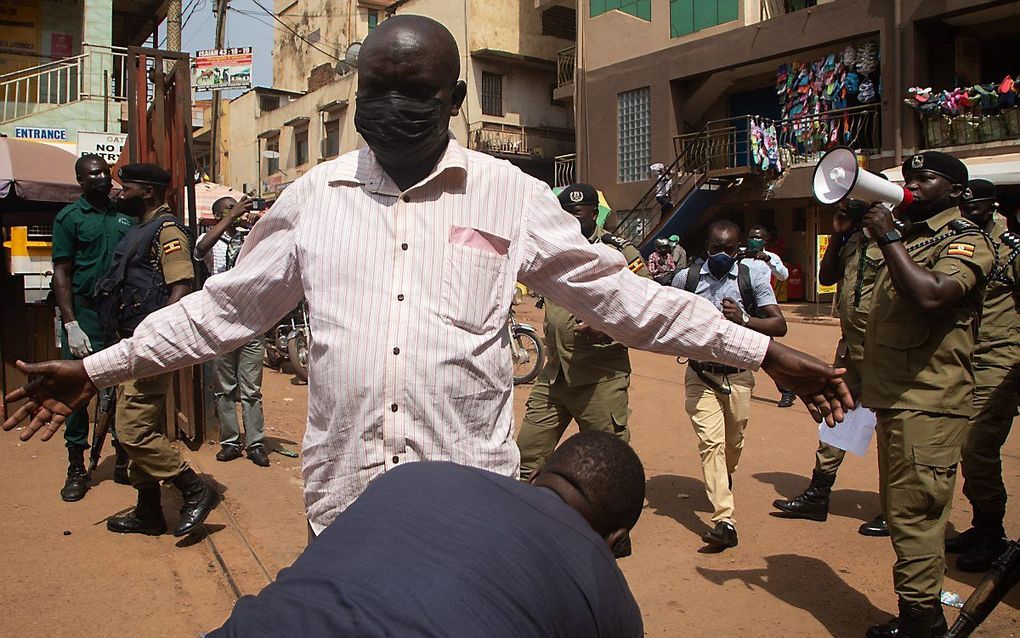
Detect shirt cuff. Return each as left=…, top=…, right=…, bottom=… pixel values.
left=83, top=343, right=132, bottom=389
left=718, top=323, right=771, bottom=371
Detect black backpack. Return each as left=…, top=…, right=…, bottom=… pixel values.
left=682, top=259, right=761, bottom=317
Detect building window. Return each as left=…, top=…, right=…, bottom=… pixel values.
left=481, top=72, right=503, bottom=117
left=542, top=6, right=577, bottom=40
left=617, top=87, right=651, bottom=183
left=266, top=137, right=280, bottom=175
left=260, top=95, right=281, bottom=114
left=670, top=0, right=739, bottom=37
left=322, top=119, right=340, bottom=158
left=590, top=0, right=650, bottom=21
left=295, top=128, right=309, bottom=166
left=368, top=10, right=378, bottom=30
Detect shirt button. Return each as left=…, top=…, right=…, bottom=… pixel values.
left=393, top=347, right=400, bottom=355
left=397, top=294, right=404, bottom=301
left=392, top=455, right=400, bottom=464
left=390, top=403, right=398, bottom=412
left=401, top=243, right=408, bottom=251
left=402, top=195, right=410, bottom=202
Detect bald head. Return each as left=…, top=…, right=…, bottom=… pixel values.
left=360, top=15, right=460, bottom=87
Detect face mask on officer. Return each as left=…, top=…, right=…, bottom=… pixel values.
left=116, top=183, right=151, bottom=217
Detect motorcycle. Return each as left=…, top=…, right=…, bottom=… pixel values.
left=509, top=290, right=545, bottom=385
left=264, top=300, right=310, bottom=382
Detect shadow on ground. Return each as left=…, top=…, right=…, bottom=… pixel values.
left=754, top=471, right=880, bottom=523
left=697, top=553, right=888, bottom=638
left=645, top=474, right=713, bottom=540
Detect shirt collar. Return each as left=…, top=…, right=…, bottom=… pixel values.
left=326, top=131, right=469, bottom=197
left=920, top=206, right=963, bottom=234
left=140, top=203, right=172, bottom=224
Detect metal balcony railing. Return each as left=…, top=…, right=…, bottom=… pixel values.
left=557, top=46, right=575, bottom=88
left=554, top=153, right=576, bottom=188
left=469, top=123, right=574, bottom=160
left=760, top=0, right=818, bottom=20
left=0, top=44, right=128, bottom=125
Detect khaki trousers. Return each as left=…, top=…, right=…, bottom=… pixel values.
left=876, top=409, right=966, bottom=607
left=517, top=374, right=631, bottom=481
left=961, top=363, right=1020, bottom=512
left=684, top=367, right=755, bottom=524
left=114, top=373, right=186, bottom=487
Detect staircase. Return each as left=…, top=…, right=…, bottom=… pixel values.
left=0, top=45, right=128, bottom=125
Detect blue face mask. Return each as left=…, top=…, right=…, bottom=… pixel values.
left=707, top=252, right=736, bottom=279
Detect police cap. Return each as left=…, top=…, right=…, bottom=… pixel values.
left=118, top=163, right=171, bottom=186
left=557, top=183, right=598, bottom=209
left=963, top=178, right=997, bottom=203
left=901, top=151, right=968, bottom=187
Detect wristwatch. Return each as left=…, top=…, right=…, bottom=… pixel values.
left=740, top=310, right=750, bottom=326
left=877, top=229, right=902, bottom=246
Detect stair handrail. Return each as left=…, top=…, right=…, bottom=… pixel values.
left=0, top=52, right=87, bottom=84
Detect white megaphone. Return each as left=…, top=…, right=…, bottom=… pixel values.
left=812, top=147, right=913, bottom=211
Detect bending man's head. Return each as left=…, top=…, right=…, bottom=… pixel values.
left=531, top=431, right=646, bottom=550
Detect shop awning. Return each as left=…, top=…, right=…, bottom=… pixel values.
left=882, top=153, right=1020, bottom=185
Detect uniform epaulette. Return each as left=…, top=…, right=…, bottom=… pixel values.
left=599, top=233, right=627, bottom=251
left=999, top=231, right=1020, bottom=250
left=948, top=218, right=979, bottom=233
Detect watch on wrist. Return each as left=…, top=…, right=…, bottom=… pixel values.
left=740, top=310, right=750, bottom=325
left=877, top=229, right=902, bottom=246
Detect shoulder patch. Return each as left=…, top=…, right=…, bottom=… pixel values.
left=162, top=239, right=183, bottom=255
left=946, top=242, right=975, bottom=258
left=627, top=257, right=646, bottom=273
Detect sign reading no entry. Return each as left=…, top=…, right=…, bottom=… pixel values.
left=76, top=131, right=128, bottom=163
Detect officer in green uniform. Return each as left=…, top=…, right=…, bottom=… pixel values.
left=773, top=199, right=888, bottom=537
left=50, top=154, right=134, bottom=501
left=861, top=152, right=995, bottom=638
left=946, top=178, right=1020, bottom=572
left=517, top=183, right=650, bottom=487
left=99, top=163, right=218, bottom=539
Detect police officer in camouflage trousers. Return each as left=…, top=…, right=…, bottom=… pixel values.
left=772, top=199, right=888, bottom=537
left=517, top=184, right=651, bottom=500
left=946, top=178, right=1020, bottom=573
left=97, top=164, right=219, bottom=538
left=861, top=152, right=995, bottom=638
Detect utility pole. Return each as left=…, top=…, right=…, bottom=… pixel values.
left=210, top=0, right=228, bottom=182
left=167, top=0, right=182, bottom=51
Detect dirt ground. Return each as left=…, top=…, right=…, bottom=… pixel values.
left=1, top=302, right=1018, bottom=637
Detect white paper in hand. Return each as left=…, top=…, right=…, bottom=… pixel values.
left=818, top=403, right=877, bottom=456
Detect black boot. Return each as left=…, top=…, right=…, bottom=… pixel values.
left=107, top=485, right=167, bottom=535
left=112, top=439, right=130, bottom=485
left=772, top=470, right=834, bottom=521
left=866, top=601, right=947, bottom=638
left=859, top=513, right=890, bottom=537
left=60, top=446, right=90, bottom=502
left=171, top=468, right=218, bottom=537
left=955, top=506, right=1007, bottom=572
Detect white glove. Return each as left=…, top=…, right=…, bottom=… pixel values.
left=64, top=321, right=93, bottom=358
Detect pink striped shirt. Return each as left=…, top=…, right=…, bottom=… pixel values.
left=85, top=137, right=769, bottom=530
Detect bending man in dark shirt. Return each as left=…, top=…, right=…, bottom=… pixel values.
left=208, top=431, right=645, bottom=638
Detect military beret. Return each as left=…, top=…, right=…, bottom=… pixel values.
left=901, top=151, right=968, bottom=186
left=963, top=178, right=997, bottom=203
left=118, top=163, right=171, bottom=186
left=558, top=183, right=599, bottom=208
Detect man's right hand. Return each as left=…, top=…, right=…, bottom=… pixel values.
left=64, top=321, right=93, bottom=358
left=2, top=360, right=98, bottom=441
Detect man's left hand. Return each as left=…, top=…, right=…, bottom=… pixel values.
left=761, top=341, right=853, bottom=426
left=720, top=298, right=744, bottom=325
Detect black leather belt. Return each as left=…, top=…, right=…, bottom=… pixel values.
left=691, top=361, right=744, bottom=375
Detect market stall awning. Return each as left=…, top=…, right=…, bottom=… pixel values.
left=882, top=153, right=1020, bottom=185
left=0, top=138, right=80, bottom=203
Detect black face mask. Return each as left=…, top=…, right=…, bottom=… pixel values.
left=354, top=92, right=446, bottom=163
left=116, top=195, right=147, bottom=217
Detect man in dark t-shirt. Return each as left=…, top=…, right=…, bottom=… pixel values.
left=208, top=431, right=645, bottom=638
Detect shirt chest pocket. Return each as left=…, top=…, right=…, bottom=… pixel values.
left=440, top=241, right=509, bottom=334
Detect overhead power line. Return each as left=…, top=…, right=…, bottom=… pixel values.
left=247, top=0, right=340, bottom=61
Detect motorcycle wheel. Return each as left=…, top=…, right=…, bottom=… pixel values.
left=288, top=330, right=310, bottom=382
left=511, top=328, right=544, bottom=385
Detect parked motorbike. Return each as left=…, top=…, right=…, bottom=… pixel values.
left=264, top=300, right=310, bottom=382
left=509, top=291, right=545, bottom=385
